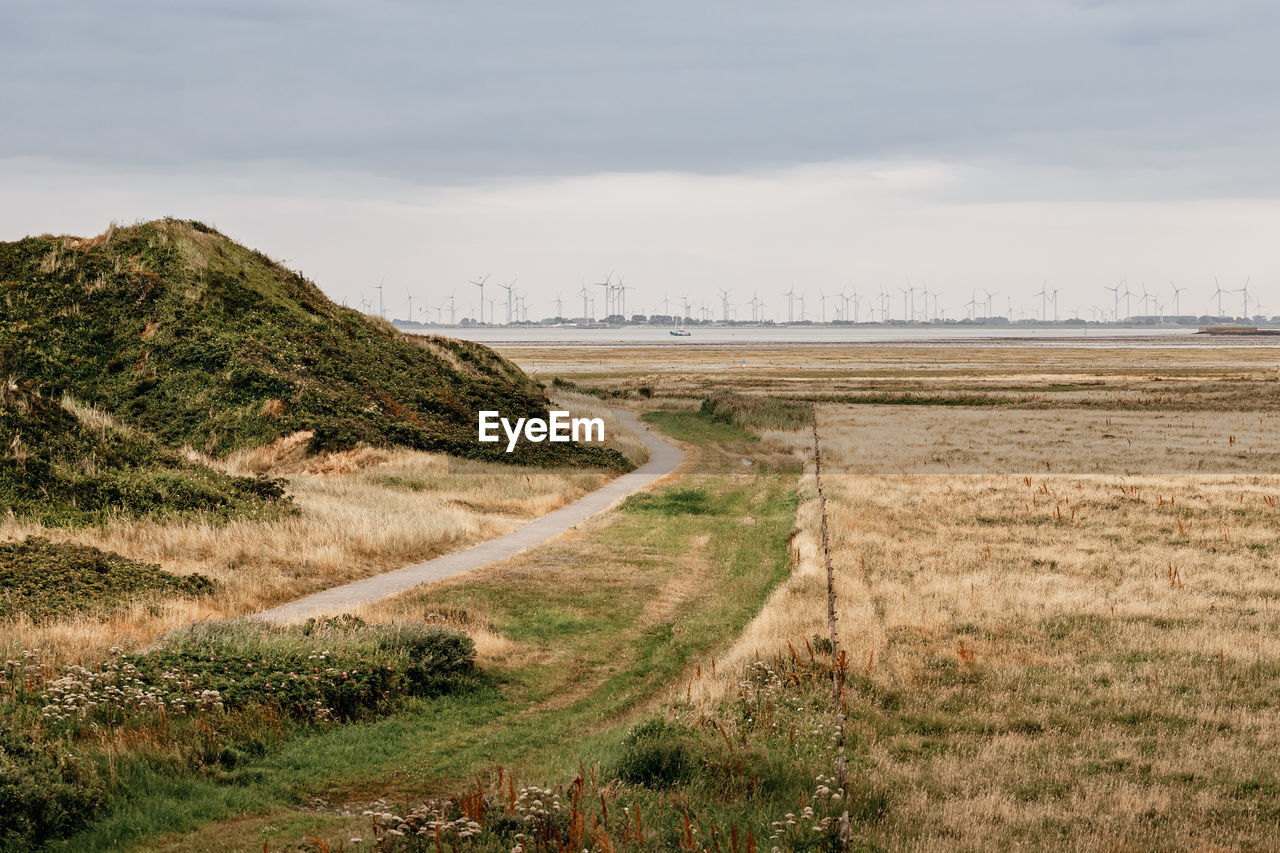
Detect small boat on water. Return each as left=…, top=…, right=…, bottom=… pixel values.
left=669, top=328, right=692, bottom=336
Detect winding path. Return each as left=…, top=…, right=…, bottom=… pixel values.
left=255, top=409, right=682, bottom=625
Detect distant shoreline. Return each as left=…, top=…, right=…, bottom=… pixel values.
left=401, top=326, right=1280, bottom=349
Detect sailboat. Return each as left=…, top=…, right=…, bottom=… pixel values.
left=669, top=315, right=691, bottom=336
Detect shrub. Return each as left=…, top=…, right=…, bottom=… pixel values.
left=699, top=392, right=813, bottom=432
left=33, top=620, right=478, bottom=730
left=0, top=538, right=214, bottom=623
left=622, top=488, right=715, bottom=516
left=614, top=717, right=697, bottom=789
left=0, top=723, right=106, bottom=848
left=0, top=382, right=292, bottom=527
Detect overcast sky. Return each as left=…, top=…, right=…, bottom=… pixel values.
left=4, top=0, right=1279, bottom=321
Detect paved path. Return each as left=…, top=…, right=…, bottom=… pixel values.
left=255, top=409, right=682, bottom=625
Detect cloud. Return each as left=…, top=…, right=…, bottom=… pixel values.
left=3, top=0, right=1279, bottom=186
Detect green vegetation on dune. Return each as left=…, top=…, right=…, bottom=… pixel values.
left=0, top=538, right=213, bottom=623
left=0, top=218, right=626, bottom=470
left=0, top=381, right=290, bottom=526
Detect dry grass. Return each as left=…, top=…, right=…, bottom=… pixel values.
left=503, top=342, right=1280, bottom=377
left=762, top=405, right=1280, bottom=475
left=0, top=450, right=611, bottom=666
left=547, top=389, right=651, bottom=465
left=500, top=343, right=1280, bottom=416
left=701, top=400, right=1280, bottom=848
left=2, top=381, right=646, bottom=667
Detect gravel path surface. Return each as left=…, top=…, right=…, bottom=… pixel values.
left=255, top=409, right=682, bottom=625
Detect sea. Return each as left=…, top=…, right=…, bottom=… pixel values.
left=394, top=323, right=1280, bottom=348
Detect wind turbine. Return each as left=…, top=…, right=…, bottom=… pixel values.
left=1050, top=289, right=1059, bottom=322
left=1034, top=283, right=1048, bottom=322
left=579, top=284, right=590, bottom=320
left=616, top=276, right=631, bottom=319
left=405, top=293, right=414, bottom=324
left=469, top=274, right=490, bottom=324
left=1212, top=278, right=1227, bottom=317
left=593, top=272, right=614, bottom=318
left=497, top=278, right=516, bottom=324
left=680, top=294, right=693, bottom=320
left=782, top=287, right=795, bottom=323
left=553, top=292, right=564, bottom=319
left=982, top=289, right=997, bottom=319
left=719, top=288, right=732, bottom=323
left=1169, top=281, right=1186, bottom=318
left=797, top=292, right=807, bottom=321
left=1104, top=281, right=1123, bottom=322
left=446, top=292, right=456, bottom=325
left=375, top=280, right=385, bottom=319
left=898, top=285, right=914, bottom=322
left=1239, top=276, right=1252, bottom=319
left=965, top=290, right=979, bottom=320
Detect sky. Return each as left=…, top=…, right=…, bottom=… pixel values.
left=3, top=0, right=1279, bottom=322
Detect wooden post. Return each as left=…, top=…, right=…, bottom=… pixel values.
left=812, top=411, right=850, bottom=849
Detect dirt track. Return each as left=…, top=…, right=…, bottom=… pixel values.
left=254, top=409, right=682, bottom=625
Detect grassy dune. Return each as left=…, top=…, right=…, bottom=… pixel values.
left=0, top=219, right=625, bottom=469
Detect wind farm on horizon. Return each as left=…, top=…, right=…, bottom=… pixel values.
left=353, top=274, right=1275, bottom=331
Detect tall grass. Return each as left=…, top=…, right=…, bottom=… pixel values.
left=0, top=450, right=610, bottom=666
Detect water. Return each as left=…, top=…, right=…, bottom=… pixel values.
left=395, top=323, right=1244, bottom=347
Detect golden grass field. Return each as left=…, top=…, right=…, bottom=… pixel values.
left=532, top=341, right=1280, bottom=851
left=512, top=342, right=1280, bottom=416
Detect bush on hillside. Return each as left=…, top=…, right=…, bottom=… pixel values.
left=0, top=723, right=107, bottom=849
left=614, top=717, right=698, bottom=789
left=0, top=381, right=290, bottom=526
left=0, top=537, right=214, bottom=623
